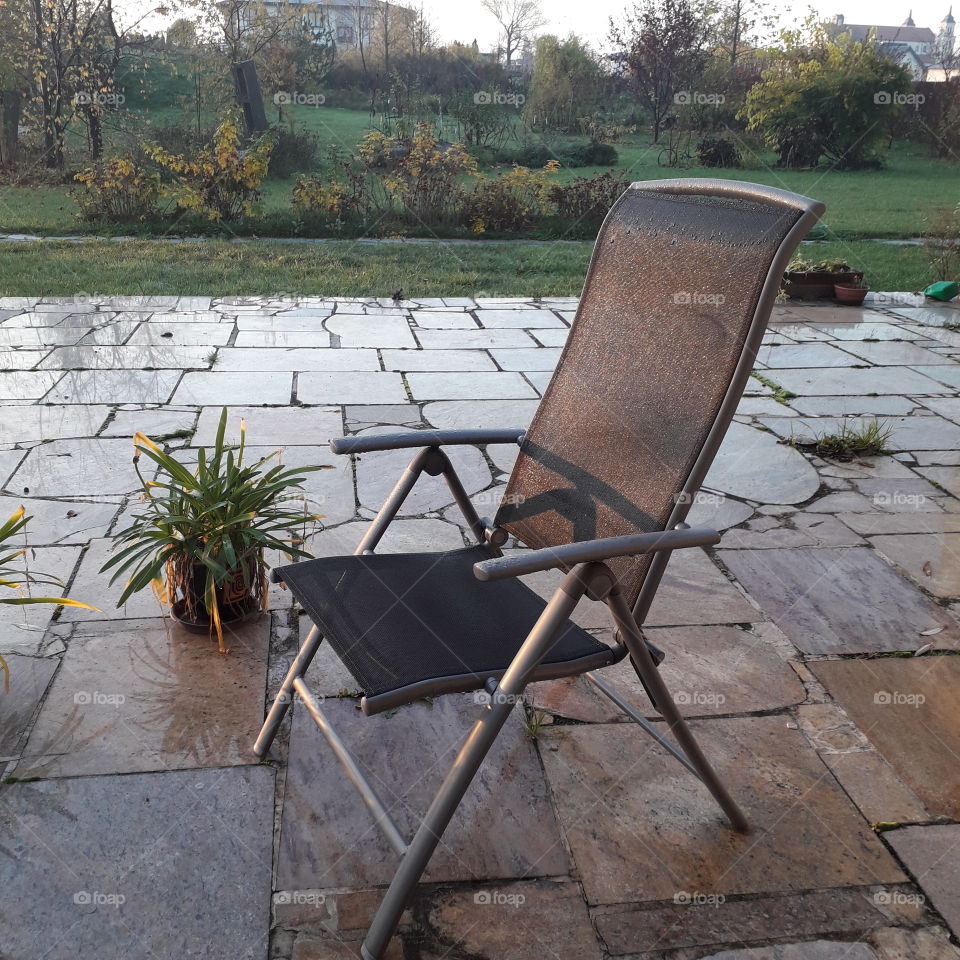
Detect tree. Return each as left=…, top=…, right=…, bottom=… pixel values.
left=743, top=29, right=914, bottom=169
left=167, top=17, right=198, bottom=48
left=14, top=0, right=150, bottom=167
left=524, top=35, right=600, bottom=133
left=714, top=0, right=775, bottom=69
left=481, top=0, right=546, bottom=66
left=608, top=0, right=714, bottom=143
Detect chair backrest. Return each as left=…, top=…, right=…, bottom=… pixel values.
left=495, top=179, right=825, bottom=609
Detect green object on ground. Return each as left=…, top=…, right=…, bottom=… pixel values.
left=923, top=281, right=959, bottom=301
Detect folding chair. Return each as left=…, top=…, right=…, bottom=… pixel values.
left=254, top=179, right=825, bottom=960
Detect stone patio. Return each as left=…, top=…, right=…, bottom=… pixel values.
left=1, top=294, right=959, bottom=959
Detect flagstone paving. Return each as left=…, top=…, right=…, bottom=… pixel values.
left=1, top=295, right=959, bottom=960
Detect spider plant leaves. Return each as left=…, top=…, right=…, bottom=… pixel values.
left=0, top=596, right=100, bottom=610
left=0, top=505, right=95, bottom=609
left=103, top=407, right=323, bottom=618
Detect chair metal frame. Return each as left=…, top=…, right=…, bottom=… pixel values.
left=254, top=179, right=825, bottom=960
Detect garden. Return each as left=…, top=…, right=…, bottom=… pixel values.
left=1, top=0, right=960, bottom=294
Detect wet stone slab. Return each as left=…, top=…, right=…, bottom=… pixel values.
left=530, top=624, right=805, bottom=723
left=0, top=547, right=82, bottom=645
left=216, top=348, right=380, bottom=372
left=296, top=371, right=407, bottom=404
left=718, top=547, right=960, bottom=654
left=410, top=880, right=603, bottom=960
left=193, top=404, right=344, bottom=446
left=811, top=657, right=960, bottom=819
left=355, top=441, right=491, bottom=515
left=886, top=825, right=960, bottom=937
left=9, top=437, right=139, bottom=497
left=706, top=422, right=820, bottom=504
left=0, top=765, right=274, bottom=960
left=47, top=369, right=181, bottom=404
left=0, top=496, right=118, bottom=545
left=276, top=695, right=569, bottom=889
left=770, top=367, right=950, bottom=396
left=0, top=370, right=63, bottom=400
left=0, top=403, right=109, bottom=444
left=539, top=715, right=905, bottom=906
left=172, top=371, right=293, bottom=405
left=14, top=616, right=269, bottom=778
left=0, top=653, right=58, bottom=758
left=870, top=533, right=960, bottom=598
left=39, top=345, right=213, bottom=369
left=594, top=887, right=901, bottom=957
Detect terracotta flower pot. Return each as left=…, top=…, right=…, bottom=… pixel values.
left=834, top=283, right=868, bottom=306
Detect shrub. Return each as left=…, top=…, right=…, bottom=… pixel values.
left=695, top=137, right=741, bottom=168
left=144, top=115, right=273, bottom=222
left=267, top=126, right=321, bottom=179
left=292, top=175, right=351, bottom=224
left=743, top=31, right=913, bottom=169
left=547, top=171, right=631, bottom=227
left=464, top=162, right=559, bottom=233
left=71, top=155, right=162, bottom=223
left=356, top=124, right=477, bottom=225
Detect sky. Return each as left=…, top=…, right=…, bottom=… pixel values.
left=410, top=0, right=956, bottom=49
left=132, top=0, right=959, bottom=50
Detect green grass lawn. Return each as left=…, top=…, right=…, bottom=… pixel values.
left=0, top=238, right=933, bottom=297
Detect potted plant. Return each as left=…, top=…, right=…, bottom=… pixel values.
left=782, top=257, right=864, bottom=300
left=1, top=505, right=97, bottom=689
left=102, top=409, right=326, bottom=653
left=834, top=276, right=869, bottom=306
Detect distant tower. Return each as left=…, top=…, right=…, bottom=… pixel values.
left=903, top=9, right=915, bottom=25
left=938, top=7, right=956, bottom=59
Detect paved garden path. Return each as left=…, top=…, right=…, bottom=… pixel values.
left=1, top=294, right=959, bottom=960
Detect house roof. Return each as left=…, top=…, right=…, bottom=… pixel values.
left=829, top=22, right=936, bottom=43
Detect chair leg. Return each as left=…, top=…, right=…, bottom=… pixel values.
left=606, top=588, right=751, bottom=834
left=253, top=624, right=324, bottom=758
left=361, top=567, right=591, bottom=960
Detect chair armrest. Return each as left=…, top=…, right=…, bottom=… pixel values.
left=330, top=429, right=525, bottom=455
left=473, top=527, right=720, bottom=581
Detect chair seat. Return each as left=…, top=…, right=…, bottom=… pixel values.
left=274, top=546, right=621, bottom=715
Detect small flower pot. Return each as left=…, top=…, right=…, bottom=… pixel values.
left=834, top=283, right=868, bottom=306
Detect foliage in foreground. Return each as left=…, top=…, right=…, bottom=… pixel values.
left=0, top=505, right=97, bottom=691
left=103, top=409, right=327, bottom=651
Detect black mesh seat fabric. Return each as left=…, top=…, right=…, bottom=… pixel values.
left=274, top=546, right=620, bottom=714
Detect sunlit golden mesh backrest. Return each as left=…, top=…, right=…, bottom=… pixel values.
left=495, top=184, right=801, bottom=606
